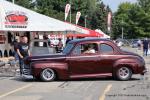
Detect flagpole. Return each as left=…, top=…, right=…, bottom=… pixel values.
left=70, top=0, right=71, bottom=23
left=12, top=0, right=15, bottom=4
left=122, top=18, right=124, bottom=39
left=85, top=15, right=87, bottom=28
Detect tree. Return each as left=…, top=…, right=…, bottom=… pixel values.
left=6, top=0, right=33, bottom=9
left=137, top=0, right=150, bottom=37
left=90, top=1, right=111, bottom=33
left=112, top=0, right=150, bottom=39
left=138, top=0, right=150, bottom=13
left=113, top=2, right=140, bottom=39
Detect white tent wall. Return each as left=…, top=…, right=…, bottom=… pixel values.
left=0, top=0, right=89, bottom=34
left=0, top=0, right=91, bottom=57
left=0, top=0, right=71, bottom=31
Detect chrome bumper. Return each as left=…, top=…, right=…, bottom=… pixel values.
left=22, top=64, right=32, bottom=75
left=141, top=68, right=148, bottom=75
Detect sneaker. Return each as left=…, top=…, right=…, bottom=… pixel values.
left=16, top=69, right=20, bottom=72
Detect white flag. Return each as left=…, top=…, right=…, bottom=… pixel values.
left=65, top=4, right=71, bottom=21
left=76, top=11, right=81, bottom=25
left=107, top=12, right=112, bottom=31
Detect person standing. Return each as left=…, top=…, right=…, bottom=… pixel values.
left=47, top=38, right=51, bottom=46
left=142, top=38, right=149, bottom=56
left=56, top=38, right=63, bottom=53
left=16, top=36, right=30, bottom=75
left=65, top=37, right=71, bottom=45
left=83, top=45, right=96, bottom=54
left=13, top=38, right=19, bottom=61
left=137, top=39, right=142, bottom=50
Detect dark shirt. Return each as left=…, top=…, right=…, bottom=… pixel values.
left=13, top=41, right=18, bottom=51
left=16, top=42, right=29, bottom=58
left=143, top=40, right=149, bottom=49
left=66, top=39, right=71, bottom=44
left=58, top=41, right=63, bottom=48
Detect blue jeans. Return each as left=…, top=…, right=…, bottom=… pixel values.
left=143, top=48, right=148, bottom=56
left=14, top=52, right=19, bottom=61
left=19, top=58, right=24, bottom=75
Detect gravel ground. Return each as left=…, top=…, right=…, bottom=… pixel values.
left=0, top=60, right=20, bottom=77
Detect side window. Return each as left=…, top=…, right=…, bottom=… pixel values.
left=72, top=43, right=98, bottom=55
left=72, top=45, right=81, bottom=55
left=81, top=43, right=98, bottom=54
left=100, top=43, right=114, bottom=54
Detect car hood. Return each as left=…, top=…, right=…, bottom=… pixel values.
left=26, top=54, right=66, bottom=62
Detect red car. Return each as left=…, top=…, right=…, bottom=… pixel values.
left=23, top=38, right=146, bottom=81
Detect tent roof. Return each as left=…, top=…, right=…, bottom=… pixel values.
left=66, top=22, right=104, bottom=37
left=0, top=0, right=87, bottom=33
left=95, top=29, right=110, bottom=38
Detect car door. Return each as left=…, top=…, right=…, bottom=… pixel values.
left=97, top=43, right=115, bottom=74
left=67, top=43, right=99, bottom=78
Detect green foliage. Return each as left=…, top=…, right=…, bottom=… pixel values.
left=112, top=0, right=150, bottom=39
left=6, top=0, right=33, bottom=9
left=138, top=0, right=150, bottom=12
left=90, top=2, right=109, bottom=33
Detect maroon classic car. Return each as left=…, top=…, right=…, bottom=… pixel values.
left=23, top=38, right=146, bottom=81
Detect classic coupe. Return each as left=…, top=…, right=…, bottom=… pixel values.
left=23, top=38, right=146, bottom=81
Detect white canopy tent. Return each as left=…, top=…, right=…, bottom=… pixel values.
left=0, top=0, right=89, bottom=34
left=95, top=29, right=110, bottom=38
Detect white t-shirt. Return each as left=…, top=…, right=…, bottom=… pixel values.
left=84, top=49, right=96, bottom=53
left=89, top=49, right=96, bottom=53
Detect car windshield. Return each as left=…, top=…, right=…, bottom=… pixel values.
left=62, top=43, right=74, bottom=54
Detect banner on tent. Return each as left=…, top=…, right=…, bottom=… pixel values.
left=4, top=11, right=28, bottom=28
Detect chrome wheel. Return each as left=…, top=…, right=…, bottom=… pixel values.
left=40, top=68, right=56, bottom=82
left=116, top=67, right=132, bottom=81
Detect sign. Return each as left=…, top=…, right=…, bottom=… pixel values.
left=65, top=4, right=71, bottom=21
left=76, top=11, right=81, bottom=25
left=5, top=11, right=28, bottom=28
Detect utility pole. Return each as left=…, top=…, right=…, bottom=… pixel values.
left=122, top=18, right=124, bottom=39
left=122, top=27, right=124, bottom=39
left=70, top=0, right=72, bottom=23
left=85, top=15, right=87, bottom=28
left=12, top=0, right=15, bottom=4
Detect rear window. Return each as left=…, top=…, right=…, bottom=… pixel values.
left=33, top=41, right=48, bottom=47
left=100, top=43, right=114, bottom=54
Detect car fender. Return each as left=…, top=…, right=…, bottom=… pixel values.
left=31, top=61, right=69, bottom=79
left=113, top=58, right=138, bottom=73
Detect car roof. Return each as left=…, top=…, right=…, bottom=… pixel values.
left=69, top=38, right=111, bottom=44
